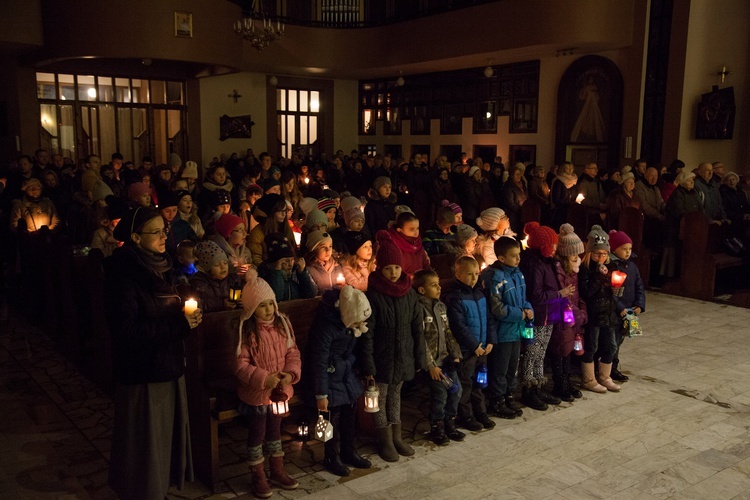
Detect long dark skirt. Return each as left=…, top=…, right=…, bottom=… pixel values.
left=109, top=375, right=193, bottom=500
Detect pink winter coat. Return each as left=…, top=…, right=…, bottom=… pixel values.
left=234, top=315, right=302, bottom=406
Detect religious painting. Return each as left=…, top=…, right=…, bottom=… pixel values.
left=174, top=11, right=193, bottom=38
left=695, top=87, right=735, bottom=139
left=219, top=114, right=254, bottom=141
left=555, top=55, right=623, bottom=169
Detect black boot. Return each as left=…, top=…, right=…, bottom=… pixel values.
left=339, top=407, right=371, bottom=469
left=611, top=359, right=629, bottom=382
left=391, top=423, right=415, bottom=456
left=444, top=416, right=465, bottom=441
left=324, top=439, right=350, bottom=477
left=488, top=398, right=517, bottom=419
left=521, top=385, right=548, bottom=411
left=429, top=420, right=450, bottom=446
left=562, top=356, right=582, bottom=399
left=505, top=393, right=523, bottom=417
left=537, top=385, right=562, bottom=405
left=551, top=356, right=574, bottom=402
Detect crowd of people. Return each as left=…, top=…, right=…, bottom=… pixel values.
left=0, top=146, right=748, bottom=499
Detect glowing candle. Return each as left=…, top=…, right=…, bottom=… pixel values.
left=481, top=262, right=487, bottom=270
left=521, top=235, right=529, bottom=250
left=575, top=193, right=585, bottom=204
left=293, top=231, right=302, bottom=247
left=184, top=298, right=198, bottom=315
left=304, top=177, right=310, bottom=185
left=364, top=382, right=379, bottom=413
left=611, top=271, right=627, bottom=288
left=336, top=273, right=346, bottom=286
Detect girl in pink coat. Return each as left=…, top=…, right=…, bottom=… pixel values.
left=234, top=269, right=301, bottom=498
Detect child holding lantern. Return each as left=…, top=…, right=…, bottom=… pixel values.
left=259, top=232, right=316, bottom=302
left=305, top=229, right=344, bottom=294
left=387, top=210, right=431, bottom=279
left=189, top=240, right=244, bottom=313
left=578, top=225, right=621, bottom=393
left=340, top=231, right=375, bottom=291
left=234, top=269, right=301, bottom=498
left=303, top=285, right=373, bottom=476
left=549, top=224, right=588, bottom=402
left=361, top=230, right=426, bottom=462
left=608, top=229, right=646, bottom=381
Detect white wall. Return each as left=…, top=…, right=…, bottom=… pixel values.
left=677, top=0, right=750, bottom=170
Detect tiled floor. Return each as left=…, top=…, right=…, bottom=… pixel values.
left=1, top=292, right=750, bottom=499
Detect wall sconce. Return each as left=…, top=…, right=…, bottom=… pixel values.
left=396, top=71, right=405, bottom=87
left=269, top=75, right=278, bottom=86
left=483, top=66, right=494, bottom=78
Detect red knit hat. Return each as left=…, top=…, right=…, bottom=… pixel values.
left=524, top=221, right=559, bottom=258
left=608, top=230, right=633, bottom=251
left=375, top=230, right=403, bottom=268
left=215, top=213, right=244, bottom=239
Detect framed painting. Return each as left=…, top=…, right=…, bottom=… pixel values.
left=175, top=11, right=193, bottom=38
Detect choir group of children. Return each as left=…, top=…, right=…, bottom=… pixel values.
left=226, top=216, right=645, bottom=498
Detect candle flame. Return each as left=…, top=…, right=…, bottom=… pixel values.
left=521, top=235, right=529, bottom=250
left=575, top=193, right=585, bottom=204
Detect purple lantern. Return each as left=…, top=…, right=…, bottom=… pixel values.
left=563, top=305, right=575, bottom=325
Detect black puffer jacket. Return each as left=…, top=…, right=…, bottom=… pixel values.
left=578, top=260, right=619, bottom=328
left=361, top=287, right=426, bottom=384
left=302, top=289, right=364, bottom=407
left=104, top=245, right=191, bottom=385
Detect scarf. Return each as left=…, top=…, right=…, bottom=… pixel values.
left=389, top=228, right=424, bottom=255
left=133, top=244, right=172, bottom=278
left=202, top=178, right=235, bottom=193
left=556, top=172, right=578, bottom=189
left=368, top=269, right=412, bottom=297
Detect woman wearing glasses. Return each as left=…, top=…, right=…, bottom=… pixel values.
left=104, top=207, right=203, bottom=500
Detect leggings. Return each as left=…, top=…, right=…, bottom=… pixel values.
left=246, top=408, right=283, bottom=462
left=520, top=325, right=553, bottom=385
left=372, top=381, right=403, bottom=428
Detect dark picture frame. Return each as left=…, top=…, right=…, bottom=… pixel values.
left=509, top=144, right=536, bottom=166
left=174, top=11, right=193, bottom=38
left=695, top=86, right=735, bottom=139
left=219, top=114, right=254, bottom=141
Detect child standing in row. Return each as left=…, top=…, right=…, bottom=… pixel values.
left=388, top=211, right=431, bottom=279
left=234, top=270, right=301, bottom=498
left=304, top=286, right=372, bottom=477
left=189, top=240, right=243, bottom=313
left=413, top=270, right=464, bottom=445
left=518, top=222, right=566, bottom=411
left=549, top=224, right=587, bottom=401
left=578, top=226, right=621, bottom=393
left=361, top=231, right=426, bottom=462
left=443, top=256, right=496, bottom=432
left=482, top=237, right=531, bottom=419
left=474, top=208, right=511, bottom=266
left=608, top=229, right=646, bottom=381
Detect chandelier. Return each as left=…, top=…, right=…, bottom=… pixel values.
left=234, top=0, right=285, bottom=52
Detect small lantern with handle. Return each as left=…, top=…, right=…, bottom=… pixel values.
left=297, top=419, right=309, bottom=441
left=475, top=364, right=488, bottom=388
left=573, top=333, right=584, bottom=355
left=269, top=387, right=289, bottom=416
left=364, top=379, right=379, bottom=413
left=610, top=271, right=626, bottom=297
left=314, top=412, right=334, bottom=442
left=563, top=304, right=575, bottom=325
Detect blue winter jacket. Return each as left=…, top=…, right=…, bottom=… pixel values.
left=480, top=263, right=533, bottom=343
left=609, top=254, right=646, bottom=313
left=442, top=279, right=496, bottom=354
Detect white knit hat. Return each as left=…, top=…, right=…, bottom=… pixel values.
left=299, top=197, right=319, bottom=216
left=476, top=207, right=507, bottom=232
left=337, top=285, right=371, bottom=337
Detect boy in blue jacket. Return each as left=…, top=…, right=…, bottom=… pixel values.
left=608, top=230, right=645, bottom=382
left=443, top=256, right=496, bottom=432
left=481, top=237, right=533, bottom=419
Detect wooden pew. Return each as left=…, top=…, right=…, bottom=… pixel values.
left=618, top=207, right=650, bottom=288
left=678, top=212, right=744, bottom=301
left=185, top=297, right=321, bottom=491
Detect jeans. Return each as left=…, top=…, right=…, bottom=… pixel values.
left=426, top=368, right=462, bottom=421
left=582, top=325, right=617, bottom=363
left=487, top=341, right=520, bottom=399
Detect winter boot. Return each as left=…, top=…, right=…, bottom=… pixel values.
left=476, top=413, right=496, bottom=429
left=269, top=455, right=299, bottom=490
left=323, top=440, right=350, bottom=477
left=521, top=384, right=548, bottom=411
left=249, top=460, right=272, bottom=499
left=457, top=415, right=483, bottom=431
left=505, top=394, right=524, bottom=417
left=391, top=423, right=415, bottom=456
left=339, top=412, right=371, bottom=469
left=375, top=426, right=399, bottom=462
left=429, top=420, right=450, bottom=446
left=580, top=362, right=607, bottom=393
left=562, top=356, right=582, bottom=399
left=536, top=378, right=562, bottom=405
left=444, top=416, right=466, bottom=441
left=551, top=357, right=574, bottom=402
left=488, top=398, right=517, bottom=419
left=611, top=359, right=629, bottom=382
left=597, top=362, right=621, bottom=392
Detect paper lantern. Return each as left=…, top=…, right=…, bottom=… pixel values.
left=314, top=413, right=334, bottom=442
left=610, top=271, right=627, bottom=288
